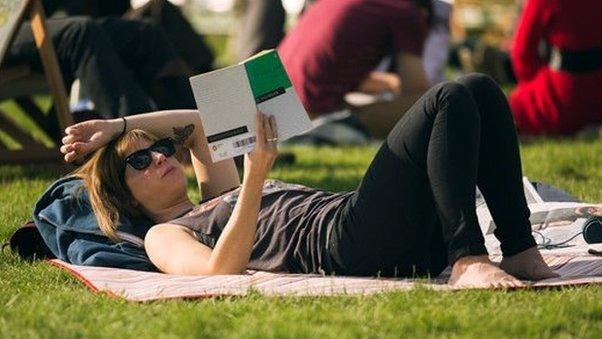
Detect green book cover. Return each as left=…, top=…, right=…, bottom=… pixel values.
left=243, top=50, right=293, bottom=103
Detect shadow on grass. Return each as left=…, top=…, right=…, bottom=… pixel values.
left=0, top=164, right=67, bottom=183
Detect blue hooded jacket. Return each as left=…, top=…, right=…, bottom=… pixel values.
left=33, top=176, right=157, bottom=271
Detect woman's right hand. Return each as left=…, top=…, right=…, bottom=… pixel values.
left=243, top=111, right=278, bottom=180
left=60, top=118, right=123, bottom=163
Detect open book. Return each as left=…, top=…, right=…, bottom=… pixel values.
left=189, top=49, right=313, bottom=162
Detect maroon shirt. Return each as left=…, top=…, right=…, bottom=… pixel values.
left=278, top=0, right=427, bottom=115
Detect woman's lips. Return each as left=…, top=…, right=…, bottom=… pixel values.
left=162, top=166, right=175, bottom=177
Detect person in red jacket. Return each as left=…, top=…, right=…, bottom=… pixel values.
left=510, top=0, right=602, bottom=135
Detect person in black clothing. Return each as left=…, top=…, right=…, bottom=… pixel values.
left=43, top=0, right=215, bottom=75
left=1, top=1, right=203, bottom=119
left=60, top=73, right=558, bottom=288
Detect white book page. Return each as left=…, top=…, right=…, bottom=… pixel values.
left=189, top=65, right=256, bottom=162
left=523, top=176, right=544, bottom=204
left=256, top=87, right=313, bottom=140
left=478, top=177, right=545, bottom=235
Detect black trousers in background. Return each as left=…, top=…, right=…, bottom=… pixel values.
left=329, top=74, right=537, bottom=277
left=3, top=16, right=195, bottom=118
left=234, top=0, right=316, bottom=61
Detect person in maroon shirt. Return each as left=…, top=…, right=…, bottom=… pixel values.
left=510, top=0, right=602, bottom=135
left=278, top=0, right=432, bottom=138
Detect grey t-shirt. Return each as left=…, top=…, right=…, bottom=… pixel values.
left=168, top=180, right=353, bottom=273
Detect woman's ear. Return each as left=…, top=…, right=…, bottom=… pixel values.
left=131, top=198, right=139, bottom=207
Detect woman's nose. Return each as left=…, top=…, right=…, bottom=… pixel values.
left=152, top=151, right=167, bottom=165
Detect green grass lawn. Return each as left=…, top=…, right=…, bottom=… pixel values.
left=1, top=27, right=601, bottom=332
left=1, top=138, right=601, bottom=338
left=2, top=25, right=600, bottom=338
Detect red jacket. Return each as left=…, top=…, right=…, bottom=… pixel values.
left=510, top=0, right=602, bottom=135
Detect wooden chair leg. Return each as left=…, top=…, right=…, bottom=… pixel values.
left=0, top=0, right=73, bottom=165
left=29, top=0, right=73, bottom=131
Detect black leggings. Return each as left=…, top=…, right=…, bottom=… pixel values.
left=329, top=74, right=537, bottom=277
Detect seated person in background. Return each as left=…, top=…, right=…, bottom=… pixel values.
left=44, top=0, right=215, bottom=75
left=510, top=0, right=602, bottom=135
left=58, top=73, right=558, bottom=288
left=422, top=0, right=454, bottom=85
left=233, top=0, right=316, bottom=62
left=1, top=4, right=196, bottom=120
left=278, top=0, right=432, bottom=140
left=233, top=0, right=287, bottom=62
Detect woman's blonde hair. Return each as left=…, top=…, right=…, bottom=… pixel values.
left=73, top=129, right=158, bottom=241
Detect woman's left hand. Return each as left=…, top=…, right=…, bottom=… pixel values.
left=243, top=111, right=278, bottom=180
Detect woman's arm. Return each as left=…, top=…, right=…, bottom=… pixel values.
left=357, top=71, right=402, bottom=96
left=395, top=53, right=430, bottom=94
left=145, top=112, right=278, bottom=275
left=146, top=166, right=267, bottom=275
left=511, top=0, right=552, bottom=82
left=61, top=109, right=240, bottom=200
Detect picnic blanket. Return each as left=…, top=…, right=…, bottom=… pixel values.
left=48, top=250, right=601, bottom=302
left=47, top=180, right=602, bottom=301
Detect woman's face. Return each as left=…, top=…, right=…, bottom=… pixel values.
left=122, top=139, right=188, bottom=212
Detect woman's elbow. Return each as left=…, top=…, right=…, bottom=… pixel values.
left=144, top=224, right=211, bottom=275
left=144, top=224, right=245, bottom=275
left=205, top=261, right=246, bottom=275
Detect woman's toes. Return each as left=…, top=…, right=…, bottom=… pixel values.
left=511, top=279, right=525, bottom=288
left=499, top=279, right=514, bottom=289
left=535, top=266, right=560, bottom=280
left=500, top=246, right=560, bottom=281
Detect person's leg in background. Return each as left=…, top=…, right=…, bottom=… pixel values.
left=233, top=0, right=286, bottom=62
left=98, top=17, right=196, bottom=110
left=134, top=0, right=215, bottom=74
left=422, top=0, right=453, bottom=85
left=349, top=53, right=430, bottom=139
left=3, top=17, right=154, bottom=118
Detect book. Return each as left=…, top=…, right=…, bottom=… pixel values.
left=189, top=49, right=313, bottom=162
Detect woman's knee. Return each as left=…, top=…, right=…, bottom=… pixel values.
left=433, top=80, right=480, bottom=124
left=457, top=73, right=517, bottom=127
left=456, top=73, right=499, bottom=93
left=64, top=17, right=103, bottom=42
left=386, top=80, right=480, bottom=153
left=60, top=17, right=109, bottom=63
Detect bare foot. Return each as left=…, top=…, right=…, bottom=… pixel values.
left=500, top=246, right=559, bottom=281
left=448, top=255, right=525, bottom=289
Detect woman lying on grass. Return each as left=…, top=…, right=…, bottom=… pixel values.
left=61, top=74, right=558, bottom=288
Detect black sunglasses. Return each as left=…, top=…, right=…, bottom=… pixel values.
left=124, top=138, right=177, bottom=170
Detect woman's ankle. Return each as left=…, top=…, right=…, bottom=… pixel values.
left=452, top=254, right=492, bottom=271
